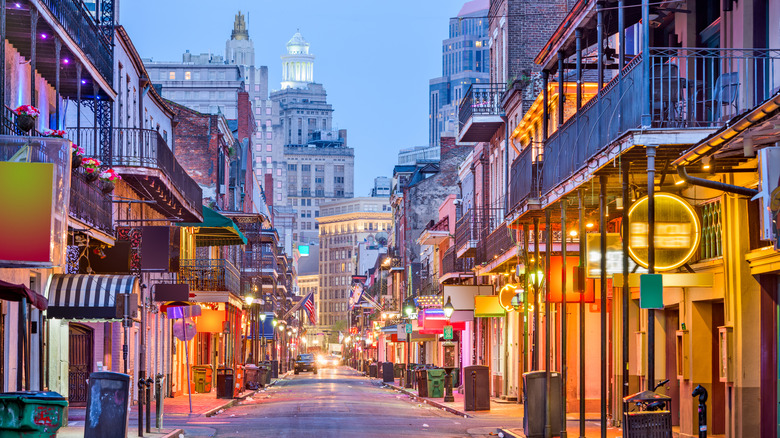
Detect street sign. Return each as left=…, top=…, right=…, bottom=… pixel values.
left=443, top=325, right=453, bottom=340
left=640, top=274, right=664, bottom=309
left=173, top=318, right=197, bottom=341
left=405, top=323, right=412, bottom=334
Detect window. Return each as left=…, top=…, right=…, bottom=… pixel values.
left=276, top=168, right=282, bottom=176
left=255, top=107, right=262, bottom=115
left=288, top=164, right=297, bottom=171
left=254, top=85, right=260, bottom=91
left=266, top=144, right=272, bottom=152
left=334, top=176, right=344, bottom=184
left=184, top=71, right=192, bottom=80
left=266, top=120, right=272, bottom=128
left=315, top=165, right=324, bottom=173
left=277, top=193, right=281, bottom=201
left=335, top=165, right=344, bottom=173
left=266, top=157, right=272, bottom=165
left=169, top=71, right=176, bottom=80
left=266, top=108, right=272, bottom=115
left=301, top=164, right=311, bottom=172
left=266, top=132, right=272, bottom=139
left=315, top=177, right=323, bottom=184
left=255, top=145, right=262, bottom=152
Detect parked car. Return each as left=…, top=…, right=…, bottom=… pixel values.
left=294, top=353, right=317, bottom=374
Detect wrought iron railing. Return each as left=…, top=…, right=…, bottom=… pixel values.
left=509, top=145, right=541, bottom=210
left=441, top=246, right=474, bottom=275
left=458, top=83, right=505, bottom=131
left=69, top=170, right=113, bottom=235
left=476, top=222, right=515, bottom=266
left=66, top=127, right=202, bottom=211
left=1, top=106, right=42, bottom=136
left=38, top=0, right=113, bottom=83
left=179, top=258, right=240, bottom=295
left=454, top=209, right=478, bottom=253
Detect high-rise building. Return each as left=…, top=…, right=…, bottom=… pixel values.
left=370, top=177, right=391, bottom=197
left=397, top=145, right=441, bottom=165
left=429, top=0, right=490, bottom=146
left=270, top=31, right=355, bottom=247
left=316, top=197, right=391, bottom=330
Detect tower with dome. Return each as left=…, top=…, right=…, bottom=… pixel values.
left=281, top=31, right=315, bottom=89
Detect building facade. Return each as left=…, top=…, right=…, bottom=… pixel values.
left=317, top=198, right=391, bottom=331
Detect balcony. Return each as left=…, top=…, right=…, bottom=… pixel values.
left=509, top=145, right=542, bottom=213
left=458, top=83, right=505, bottom=142
left=69, top=170, right=113, bottom=237
left=541, top=48, right=780, bottom=196
left=179, top=258, right=240, bottom=295
left=440, top=246, right=474, bottom=281
left=418, top=216, right=450, bottom=246
left=454, top=209, right=479, bottom=258
left=67, top=127, right=203, bottom=222
left=5, top=0, right=113, bottom=97
left=476, top=222, right=514, bottom=267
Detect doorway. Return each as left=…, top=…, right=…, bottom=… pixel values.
left=665, top=308, right=681, bottom=426
left=68, top=324, right=93, bottom=405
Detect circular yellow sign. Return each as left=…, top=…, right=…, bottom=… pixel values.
left=627, top=193, right=700, bottom=271
left=498, top=283, right=521, bottom=311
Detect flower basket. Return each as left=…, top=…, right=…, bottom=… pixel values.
left=98, top=168, right=121, bottom=193
left=82, top=157, right=102, bottom=183
left=71, top=145, right=85, bottom=170
left=85, top=171, right=99, bottom=183
left=43, top=129, right=67, bottom=138
left=101, top=181, right=115, bottom=195
left=13, top=105, right=40, bottom=133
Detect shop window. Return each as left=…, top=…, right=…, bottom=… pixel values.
left=699, top=200, right=722, bottom=259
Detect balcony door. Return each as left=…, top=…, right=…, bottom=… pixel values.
left=68, top=324, right=93, bottom=406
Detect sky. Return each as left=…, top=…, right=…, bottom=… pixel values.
left=119, top=0, right=468, bottom=196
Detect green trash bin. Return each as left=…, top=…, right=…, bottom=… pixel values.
left=0, top=391, right=68, bottom=437
left=191, top=365, right=213, bottom=393
left=427, top=369, right=446, bottom=398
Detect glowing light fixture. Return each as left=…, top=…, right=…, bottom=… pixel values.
left=443, top=296, right=454, bottom=319
left=272, top=318, right=278, bottom=327
left=244, top=295, right=254, bottom=305
left=259, top=313, right=266, bottom=322
left=569, top=229, right=578, bottom=237
left=403, top=300, right=414, bottom=317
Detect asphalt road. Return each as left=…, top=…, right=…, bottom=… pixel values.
left=170, top=366, right=522, bottom=438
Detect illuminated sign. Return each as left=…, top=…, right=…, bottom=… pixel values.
left=498, top=283, right=521, bottom=311
left=586, top=234, right=643, bottom=278
left=628, top=193, right=700, bottom=271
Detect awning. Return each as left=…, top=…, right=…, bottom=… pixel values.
left=0, top=280, right=48, bottom=310
left=178, top=206, right=248, bottom=247
left=46, top=274, right=139, bottom=320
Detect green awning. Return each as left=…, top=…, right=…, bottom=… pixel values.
left=178, top=206, right=248, bottom=247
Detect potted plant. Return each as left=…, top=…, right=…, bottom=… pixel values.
left=81, top=157, right=102, bottom=183
left=71, top=144, right=85, bottom=169
left=98, top=168, right=121, bottom=194
left=12, top=105, right=40, bottom=133
left=43, top=129, right=66, bottom=138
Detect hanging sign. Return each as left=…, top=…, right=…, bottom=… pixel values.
left=443, top=325, right=453, bottom=340
left=405, top=323, right=413, bottom=334
left=628, top=193, right=701, bottom=271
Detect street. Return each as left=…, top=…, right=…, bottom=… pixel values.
left=170, top=367, right=522, bottom=438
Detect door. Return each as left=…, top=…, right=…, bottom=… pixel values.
left=664, top=308, right=680, bottom=426
left=68, top=324, right=93, bottom=405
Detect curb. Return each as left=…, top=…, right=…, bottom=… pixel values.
left=161, top=429, right=185, bottom=438
left=203, top=373, right=289, bottom=417
left=382, top=382, right=472, bottom=418
left=498, top=428, right=523, bottom=438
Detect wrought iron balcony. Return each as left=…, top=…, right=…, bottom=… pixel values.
left=67, top=127, right=203, bottom=222
left=476, top=222, right=514, bottom=267
left=458, top=83, right=505, bottom=142
left=441, top=246, right=474, bottom=277
left=509, top=145, right=542, bottom=211
left=1, top=106, right=42, bottom=137
left=69, top=169, right=113, bottom=236
left=454, top=209, right=480, bottom=258
left=541, top=47, right=780, bottom=196
left=179, top=258, right=240, bottom=295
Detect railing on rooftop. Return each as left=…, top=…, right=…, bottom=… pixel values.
left=69, top=170, right=113, bottom=235
left=179, top=258, right=240, bottom=295
left=67, top=127, right=202, bottom=210
left=458, top=83, right=505, bottom=131
left=39, top=0, right=113, bottom=83
left=541, top=47, right=780, bottom=196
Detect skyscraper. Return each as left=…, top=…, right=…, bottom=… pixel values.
left=429, top=0, right=490, bottom=146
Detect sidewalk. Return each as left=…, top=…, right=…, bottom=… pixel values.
left=374, top=376, right=624, bottom=438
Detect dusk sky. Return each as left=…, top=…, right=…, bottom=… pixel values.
left=119, top=0, right=468, bottom=195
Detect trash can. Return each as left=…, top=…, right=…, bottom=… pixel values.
left=257, top=365, right=269, bottom=386
left=622, top=391, right=672, bottom=438
left=191, top=365, right=213, bottom=393
left=0, top=391, right=68, bottom=437
left=270, top=360, right=279, bottom=379
left=522, top=371, right=562, bottom=437
left=415, top=369, right=429, bottom=397
left=427, top=368, right=446, bottom=398
left=216, top=368, right=234, bottom=399
left=368, top=363, right=378, bottom=378
left=394, top=363, right=405, bottom=378
left=245, top=365, right=260, bottom=390
left=84, top=372, right=131, bottom=438
left=464, top=365, right=490, bottom=411
left=382, top=362, right=394, bottom=383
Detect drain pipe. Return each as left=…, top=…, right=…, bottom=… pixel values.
left=676, top=167, right=758, bottom=197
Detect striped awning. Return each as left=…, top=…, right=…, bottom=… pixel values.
left=46, top=274, right=139, bottom=320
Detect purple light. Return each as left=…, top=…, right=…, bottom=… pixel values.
left=40, top=33, right=47, bottom=39
left=81, top=79, right=87, bottom=85
left=63, top=58, right=70, bottom=65
left=15, top=3, right=21, bottom=8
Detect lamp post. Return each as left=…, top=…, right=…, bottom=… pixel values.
left=443, top=296, right=455, bottom=402
left=403, top=299, right=415, bottom=389
left=245, top=295, right=254, bottom=363
left=259, top=313, right=267, bottom=362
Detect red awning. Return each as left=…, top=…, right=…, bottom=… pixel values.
left=0, top=280, right=48, bottom=310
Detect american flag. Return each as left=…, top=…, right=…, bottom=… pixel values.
left=303, top=292, right=316, bottom=325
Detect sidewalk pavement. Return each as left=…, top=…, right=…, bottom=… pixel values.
left=60, top=373, right=290, bottom=437
left=374, top=376, right=624, bottom=438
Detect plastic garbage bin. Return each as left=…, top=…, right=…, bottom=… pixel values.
left=191, top=365, right=212, bottom=393
left=245, top=365, right=260, bottom=390
left=464, top=365, right=490, bottom=411
left=427, top=368, right=446, bottom=398
left=368, top=363, right=378, bottom=378
left=415, top=369, right=429, bottom=397
left=0, top=391, right=68, bottom=437
left=522, top=371, right=562, bottom=438
left=382, top=362, right=394, bottom=383
left=216, top=368, right=234, bottom=399
left=84, top=372, right=131, bottom=438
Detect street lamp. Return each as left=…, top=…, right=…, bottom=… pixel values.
left=442, top=295, right=456, bottom=402
left=443, top=296, right=454, bottom=319
left=259, top=313, right=267, bottom=362
left=403, top=298, right=415, bottom=388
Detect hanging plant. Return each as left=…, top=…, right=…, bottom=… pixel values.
left=98, top=168, right=121, bottom=194
left=81, top=157, right=102, bottom=183
left=13, top=105, right=40, bottom=133
left=71, top=144, right=85, bottom=170
left=43, top=129, right=66, bottom=138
